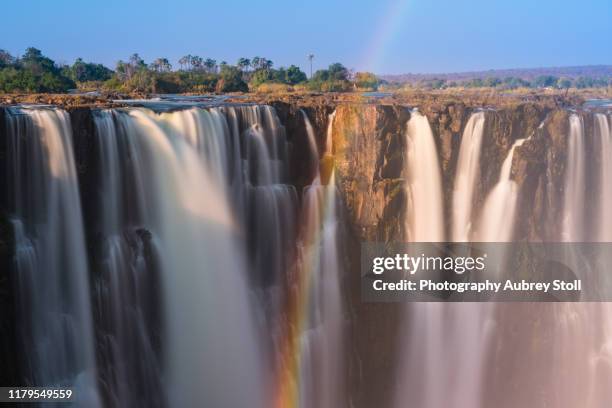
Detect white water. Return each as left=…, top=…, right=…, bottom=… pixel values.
left=404, top=110, right=444, bottom=242
left=301, top=109, right=321, bottom=182
left=112, top=107, right=266, bottom=407
left=6, top=107, right=101, bottom=406
left=477, top=137, right=528, bottom=242
left=452, top=111, right=485, bottom=241
left=7, top=102, right=612, bottom=408
left=561, top=114, right=585, bottom=242
left=297, top=110, right=344, bottom=408
left=396, top=110, right=488, bottom=408
left=90, top=105, right=322, bottom=407
left=595, top=113, right=612, bottom=241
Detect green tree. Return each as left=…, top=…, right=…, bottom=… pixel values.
left=286, top=65, right=307, bottom=84
left=557, top=77, right=572, bottom=90
left=327, top=63, right=349, bottom=81
left=204, top=58, right=217, bottom=73
left=69, top=58, right=113, bottom=82
left=237, top=58, right=250, bottom=72
left=151, top=58, right=172, bottom=73
left=251, top=56, right=262, bottom=70
left=0, top=49, right=15, bottom=68
left=533, top=75, right=558, bottom=88
left=217, top=65, right=248, bottom=92
left=0, top=47, right=75, bottom=92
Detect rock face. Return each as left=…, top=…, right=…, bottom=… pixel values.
left=308, top=100, right=609, bottom=407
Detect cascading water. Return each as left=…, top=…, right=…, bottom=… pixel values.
left=396, top=109, right=467, bottom=408
left=477, top=136, right=528, bottom=242
left=403, top=110, right=444, bottom=242
left=92, top=106, right=277, bottom=408
left=275, top=110, right=345, bottom=408
left=594, top=113, right=612, bottom=241
left=89, top=104, right=341, bottom=408
left=298, top=111, right=344, bottom=408
left=561, top=114, right=585, bottom=242
left=452, top=111, right=485, bottom=242
left=5, top=107, right=101, bottom=406
left=91, top=110, right=164, bottom=407
left=4, top=99, right=612, bottom=408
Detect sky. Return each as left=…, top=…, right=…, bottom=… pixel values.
left=1, top=0, right=611, bottom=75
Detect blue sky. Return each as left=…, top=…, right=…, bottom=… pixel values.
left=1, top=0, right=610, bottom=75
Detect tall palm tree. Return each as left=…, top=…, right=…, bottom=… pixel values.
left=307, top=54, right=314, bottom=79
left=251, top=56, right=261, bottom=71
left=191, top=56, right=203, bottom=71
left=237, top=58, right=250, bottom=72
left=204, top=58, right=217, bottom=73
left=179, top=56, right=189, bottom=71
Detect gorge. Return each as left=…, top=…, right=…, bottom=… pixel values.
left=1, top=94, right=611, bottom=407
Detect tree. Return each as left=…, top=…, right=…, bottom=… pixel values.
left=249, top=69, right=273, bottom=87
left=179, top=56, right=189, bottom=71
left=307, top=54, right=314, bottom=78
left=69, top=58, right=113, bottom=82
left=251, top=56, right=262, bottom=71
left=533, top=75, right=558, bottom=88
left=557, top=77, right=572, bottom=90
left=237, top=58, right=251, bottom=72
left=262, top=59, right=273, bottom=72
left=327, top=63, right=349, bottom=81
left=0, top=49, right=15, bottom=68
left=354, top=72, right=379, bottom=90
left=151, top=58, right=172, bottom=73
left=204, top=58, right=217, bottom=73
left=190, top=55, right=203, bottom=71
left=286, top=65, right=307, bottom=84
left=21, top=47, right=56, bottom=75
left=115, top=54, right=146, bottom=81
left=217, top=65, right=248, bottom=92
left=0, top=47, right=75, bottom=92
left=574, top=76, right=594, bottom=89
left=502, top=76, right=529, bottom=89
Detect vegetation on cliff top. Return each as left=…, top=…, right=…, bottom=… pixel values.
left=0, top=47, right=381, bottom=94
left=1, top=47, right=610, bottom=96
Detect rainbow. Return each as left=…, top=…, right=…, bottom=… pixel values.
left=360, top=0, right=412, bottom=73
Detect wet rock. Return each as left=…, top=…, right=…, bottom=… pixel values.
left=332, top=104, right=410, bottom=242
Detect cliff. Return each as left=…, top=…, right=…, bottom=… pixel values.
left=0, top=95, right=610, bottom=405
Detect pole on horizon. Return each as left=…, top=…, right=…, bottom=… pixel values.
left=307, top=54, right=314, bottom=79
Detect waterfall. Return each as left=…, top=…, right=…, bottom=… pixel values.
left=6, top=100, right=612, bottom=408
left=93, top=106, right=272, bottom=408
left=301, top=109, right=320, bottom=182
left=561, top=114, right=585, bottom=242
left=299, top=111, right=344, bottom=408
left=275, top=110, right=345, bottom=408
left=91, top=110, right=164, bottom=407
left=404, top=110, right=444, bottom=242
left=396, top=110, right=485, bottom=408
left=595, top=113, right=612, bottom=241
left=88, top=104, right=312, bottom=407
left=452, top=111, right=485, bottom=241
left=5, top=107, right=101, bottom=406
left=476, top=137, right=527, bottom=242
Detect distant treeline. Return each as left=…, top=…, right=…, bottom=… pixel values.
left=387, top=75, right=612, bottom=90
left=0, top=47, right=380, bottom=94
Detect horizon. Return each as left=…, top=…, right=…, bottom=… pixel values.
left=2, top=0, right=611, bottom=75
